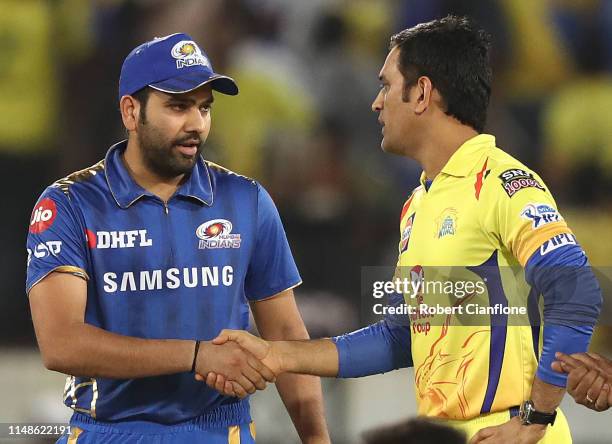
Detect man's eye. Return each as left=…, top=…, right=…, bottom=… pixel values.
left=201, top=105, right=212, bottom=113
left=171, top=104, right=186, bottom=111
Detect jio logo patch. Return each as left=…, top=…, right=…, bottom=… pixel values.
left=29, top=198, right=57, bottom=234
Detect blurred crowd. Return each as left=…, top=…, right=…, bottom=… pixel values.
left=1, top=0, right=611, bottom=348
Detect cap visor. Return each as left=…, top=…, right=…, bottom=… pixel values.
left=149, top=72, right=238, bottom=96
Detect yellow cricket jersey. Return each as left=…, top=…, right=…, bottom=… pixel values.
left=397, top=134, right=573, bottom=420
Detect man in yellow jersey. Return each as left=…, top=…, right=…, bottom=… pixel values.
left=200, top=16, right=602, bottom=443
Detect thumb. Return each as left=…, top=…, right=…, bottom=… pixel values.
left=212, top=329, right=237, bottom=345
left=212, top=329, right=244, bottom=345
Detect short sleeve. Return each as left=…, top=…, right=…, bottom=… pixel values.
left=478, top=166, right=573, bottom=266
left=244, top=183, right=301, bottom=301
left=26, top=186, right=89, bottom=294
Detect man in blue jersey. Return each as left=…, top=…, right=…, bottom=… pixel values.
left=27, top=33, right=330, bottom=444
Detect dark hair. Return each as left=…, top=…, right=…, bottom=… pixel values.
left=390, top=15, right=492, bottom=133
left=130, top=86, right=152, bottom=123
left=362, top=418, right=466, bottom=444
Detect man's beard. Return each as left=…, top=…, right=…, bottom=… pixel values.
left=136, top=122, right=203, bottom=179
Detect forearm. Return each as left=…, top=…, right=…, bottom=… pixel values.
left=277, top=339, right=339, bottom=377
left=276, top=373, right=329, bottom=443
left=39, top=322, right=194, bottom=378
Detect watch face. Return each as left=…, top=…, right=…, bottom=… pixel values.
left=520, top=401, right=533, bottom=424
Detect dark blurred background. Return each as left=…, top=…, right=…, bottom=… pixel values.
left=1, top=0, right=611, bottom=443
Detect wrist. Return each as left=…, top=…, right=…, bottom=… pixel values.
left=191, top=340, right=201, bottom=372
left=192, top=340, right=211, bottom=373
left=531, top=399, right=557, bottom=415
left=275, top=341, right=294, bottom=373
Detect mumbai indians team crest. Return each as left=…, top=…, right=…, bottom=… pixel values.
left=435, top=208, right=458, bottom=239
left=196, top=219, right=241, bottom=249
left=171, top=40, right=211, bottom=69
left=400, top=214, right=415, bottom=253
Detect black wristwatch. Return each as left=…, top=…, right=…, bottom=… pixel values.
left=519, top=400, right=557, bottom=426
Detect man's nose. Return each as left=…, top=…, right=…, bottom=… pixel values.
left=185, top=108, right=207, bottom=133
left=372, top=90, right=383, bottom=113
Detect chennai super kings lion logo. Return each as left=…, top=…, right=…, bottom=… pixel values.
left=414, top=291, right=489, bottom=418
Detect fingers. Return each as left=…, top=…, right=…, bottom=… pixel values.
left=566, top=365, right=590, bottom=393
left=241, top=362, right=269, bottom=390
left=570, top=353, right=604, bottom=372
left=551, top=361, right=565, bottom=374
left=585, top=373, right=606, bottom=403
left=555, top=352, right=580, bottom=371
left=569, top=368, right=600, bottom=407
left=214, top=373, right=227, bottom=394
left=205, top=372, right=216, bottom=387
left=230, top=380, right=250, bottom=399
left=204, top=372, right=239, bottom=398
left=194, top=373, right=205, bottom=382
left=594, top=383, right=610, bottom=411
left=469, top=427, right=493, bottom=444
left=246, top=354, right=276, bottom=382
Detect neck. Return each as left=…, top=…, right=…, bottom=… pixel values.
left=415, top=120, right=479, bottom=179
left=123, top=137, right=184, bottom=203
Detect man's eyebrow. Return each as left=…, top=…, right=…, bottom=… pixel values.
left=165, top=96, right=195, bottom=104
left=164, top=95, right=214, bottom=106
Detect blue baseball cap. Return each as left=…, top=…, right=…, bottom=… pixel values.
left=118, top=33, right=238, bottom=101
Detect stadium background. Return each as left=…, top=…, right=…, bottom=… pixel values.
left=0, top=0, right=611, bottom=442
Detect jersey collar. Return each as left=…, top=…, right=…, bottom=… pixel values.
left=105, top=140, right=213, bottom=208
left=440, top=133, right=495, bottom=177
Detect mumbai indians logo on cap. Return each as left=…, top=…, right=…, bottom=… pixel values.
left=171, top=40, right=211, bottom=69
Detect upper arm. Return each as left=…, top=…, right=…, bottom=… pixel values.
left=26, top=187, right=89, bottom=361
left=245, top=183, right=301, bottom=301
left=29, top=272, right=87, bottom=364
left=250, top=289, right=308, bottom=340
left=478, top=166, right=573, bottom=266
left=26, top=187, right=89, bottom=293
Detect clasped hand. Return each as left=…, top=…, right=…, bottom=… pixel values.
left=193, top=330, right=280, bottom=398
left=552, top=351, right=612, bottom=411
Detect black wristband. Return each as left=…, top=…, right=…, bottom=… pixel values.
left=191, top=340, right=201, bottom=373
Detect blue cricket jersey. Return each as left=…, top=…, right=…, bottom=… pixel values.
left=26, top=141, right=301, bottom=426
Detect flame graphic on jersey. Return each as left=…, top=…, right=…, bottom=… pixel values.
left=414, top=292, right=489, bottom=419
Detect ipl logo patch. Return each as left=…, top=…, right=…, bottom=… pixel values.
left=196, top=219, right=241, bottom=249
left=520, top=203, right=562, bottom=229
left=435, top=208, right=458, bottom=239
left=171, top=41, right=211, bottom=69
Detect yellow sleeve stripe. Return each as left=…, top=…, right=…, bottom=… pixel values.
left=55, top=265, right=90, bottom=280
left=27, top=265, right=89, bottom=296
left=514, top=222, right=573, bottom=266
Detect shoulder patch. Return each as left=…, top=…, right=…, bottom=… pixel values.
left=498, top=168, right=545, bottom=197
left=52, top=160, right=105, bottom=196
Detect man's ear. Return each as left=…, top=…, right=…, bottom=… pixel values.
left=413, top=76, right=433, bottom=115
left=119, top=96, right=139, bottom=132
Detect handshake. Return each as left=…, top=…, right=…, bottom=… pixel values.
left=192, top=330, right=283, bottom=399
